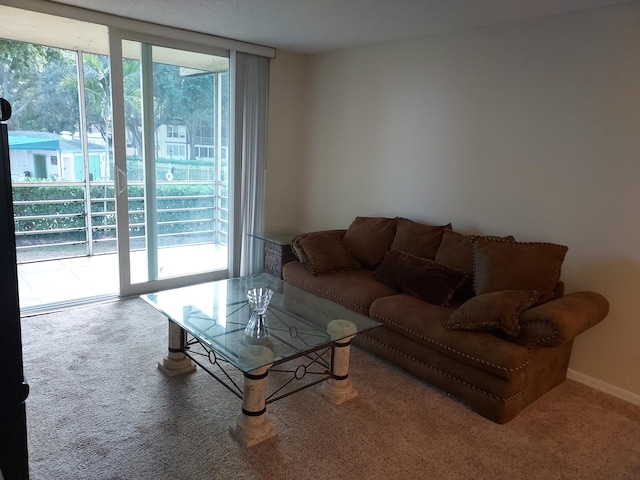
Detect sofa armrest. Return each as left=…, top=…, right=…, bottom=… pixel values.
left=513, top=291, right=609, bottom=348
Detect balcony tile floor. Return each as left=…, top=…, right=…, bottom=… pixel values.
left=17, top=244, right=228, bottom=314
left=18, top=255, right=120, bottom=311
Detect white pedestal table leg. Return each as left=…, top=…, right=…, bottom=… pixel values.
left=230, top=345, right=278, bottom=447
left=319, top=319, right=359, bottom=405
left=158, top=320, right=196, bottom=377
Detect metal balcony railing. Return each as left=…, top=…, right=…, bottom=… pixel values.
left=12, top=180, right=228, bottom=264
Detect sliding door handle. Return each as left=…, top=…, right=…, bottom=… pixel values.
left=116, top=166, right=127, bottom=195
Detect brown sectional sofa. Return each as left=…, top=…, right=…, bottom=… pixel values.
left=282, top=216, right=609, bottom=423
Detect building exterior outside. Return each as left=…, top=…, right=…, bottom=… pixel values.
left=8, top=130, right=109, bottom=182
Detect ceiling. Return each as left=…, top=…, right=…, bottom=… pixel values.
left=5, top=0, right=637, bottom=54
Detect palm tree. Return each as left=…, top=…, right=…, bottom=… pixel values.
left=63, top=53, right=142, bottom=154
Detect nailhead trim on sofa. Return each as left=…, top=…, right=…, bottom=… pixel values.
left=519, top=319, right=559, bottom=349
left=371, top=311, right=529, bottom=373
left=283, top=276, right=371, bottom=314
left=286, top=274, right=530, bottom=374
left=360, top=333, right=524, bottom=403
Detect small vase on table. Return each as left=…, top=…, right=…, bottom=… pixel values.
left=244, top=287, right=273, bottom=344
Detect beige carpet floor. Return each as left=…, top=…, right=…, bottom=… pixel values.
left=21, top=298, right=640, bottom=479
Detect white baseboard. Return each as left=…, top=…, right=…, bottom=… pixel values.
left=567, top=369, right=640, bottom=407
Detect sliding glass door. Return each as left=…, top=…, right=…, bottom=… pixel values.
left=110, top=31, right=230, bottom=296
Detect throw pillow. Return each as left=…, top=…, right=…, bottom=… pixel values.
left=473, top=237, right=568, bottom=301
left=444, top=289, right=540, bottom=337
left=434, top=231, right=515, bottom=302
left=292, top=231, right=360, bottom=276
left=390, top=218, right=451, bottom=260
left=343, top=216, right=397, bottom=269
left=291, top=232, right=313, bottom=265
left=374, top=250, right=467, bottom=306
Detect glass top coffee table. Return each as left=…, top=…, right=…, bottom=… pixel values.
left=141, top=273, right=381, bottom=447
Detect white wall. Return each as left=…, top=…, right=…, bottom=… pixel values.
left=265, top=50, right=308, bottom=231
left=267, top=3, right=640, bottom=398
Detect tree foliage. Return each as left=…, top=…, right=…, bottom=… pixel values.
left=1, top=38, right=228, bottom=162
left=0, top=39, right=72, bottom=129
left=60, top=53, right=143, bottom=150
left=153, top=63, right=218, bottom=156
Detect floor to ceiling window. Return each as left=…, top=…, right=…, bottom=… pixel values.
left=0, top=3, right=272, bottom=476
left=1, top=35, right=122, bottom=309
left=0, top=5, right=239, bottom=309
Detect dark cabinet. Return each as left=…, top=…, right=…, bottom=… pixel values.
left=250, top=231, right=298, bottom=278
left=0, top=98, right=30, bottom=479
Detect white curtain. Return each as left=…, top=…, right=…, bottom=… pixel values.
left=231, top=52, right=270, bottom=277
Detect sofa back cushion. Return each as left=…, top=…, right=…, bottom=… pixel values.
left=390, top=218, right=450, bottom=260
left=343, top=216, right=397, bottom=269
left=473, top=237, right=568, bottom=301
left=292, top=230, right=360, bottom=276
left=435, top=230, right=475, bottom=272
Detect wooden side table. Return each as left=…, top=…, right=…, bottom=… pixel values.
left=250, top=231, right=299, bottom=278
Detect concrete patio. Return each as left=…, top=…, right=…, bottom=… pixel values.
left=17, top=244, right=228, bottom=314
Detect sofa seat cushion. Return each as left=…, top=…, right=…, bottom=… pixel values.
left=369, top=293, right=531, bottom=380
left=282, top=261, right=398, bottom=315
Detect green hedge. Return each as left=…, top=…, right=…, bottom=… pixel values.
left=12, top=183, right=222, bottom=247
